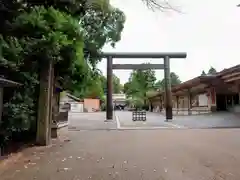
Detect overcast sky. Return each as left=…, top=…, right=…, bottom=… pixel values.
left=97, top=0, right=240, bottom=84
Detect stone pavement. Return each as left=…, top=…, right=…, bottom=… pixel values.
left=173, top=112, right=240, bottom=128
left=115, top=111, right=240, bottom=129
left=1, top=128, right=240, bottom=180
left=115, top=111, right=178, bottom=129
left=68, top=112, right=117, bottom=130
left=1, top=112, right=240, bottom=180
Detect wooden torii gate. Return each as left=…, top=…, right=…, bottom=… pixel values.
left=101, top=52, right=187, bottom=121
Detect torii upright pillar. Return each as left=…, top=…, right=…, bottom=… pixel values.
left=106, top=56, right=113, bottom=120
left=164, top=56, right=172, bottom=120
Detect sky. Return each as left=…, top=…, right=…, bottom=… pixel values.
left=97, top=0, right=240, bottom=84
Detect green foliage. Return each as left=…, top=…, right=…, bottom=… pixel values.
left=127, top=97, right=144, bottom=108
left=201, top=70, right=206, bottom=76
left=0, top=6, right=85, bottom=145
left=207, top=67, right=217, bottom=75
left=99, top=74, right=107, bottom=93
left=124, top=65, right=156, bottom=107
left=82, top=7, right=125, bottom=67
left=113, top=74, right=123, bottom=93
left=124, top=70, right=181, bottom=108
left=0, top=0, right=125, bottom=147
left=200, top=67, right=217, bottom=76
left=66, top=4, right=126, bottom=97
left=155, top=72, right=181, bottom=90
left=123, top=82, right=131, bottom=94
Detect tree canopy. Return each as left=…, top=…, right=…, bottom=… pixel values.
left=208, top=67, right=217, bottom=75
left=200, top=67, right=217, bottom=76
left=155, top=72, right=181, bottom=90
left=113, top=74, right=123, bottom=94
left=124, top=69, right=181, bottom=108
left=123, top=65, right=156, bottom=108
left=201, top=70, right=206, bottom=76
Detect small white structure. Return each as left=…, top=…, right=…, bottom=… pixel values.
left=59, top=92, right=83, bottom=113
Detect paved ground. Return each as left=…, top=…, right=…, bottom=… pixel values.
left=173, top=112, right=240, bottom=128
left=116, top=111, right=177, bottom=129
left=68, top=112, right=117, bottom=130
left=1, top=112, right=240, bottom=180
left=116, top=111, right=240, bottom=129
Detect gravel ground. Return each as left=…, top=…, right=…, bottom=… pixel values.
left=1, top=128, right=240, bottom=180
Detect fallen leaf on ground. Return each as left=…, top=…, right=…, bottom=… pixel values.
left=164, top=168, right=168, bottom=173
left=64, top=139, right=71, bottom=142
left=24, top=159, right=31, bottom=163
left=29, top=162, right=36, bottom=165
left=63, top=167, right=71, bottom=171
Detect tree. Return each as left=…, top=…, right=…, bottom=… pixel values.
left=82, top=7, right=125, bottom=67
left=155, top=80, right=163, bottom=90
left=201, top=70, right=206, bottom=76
left=113, top=74, right=122, bottom=93
left=55, top=2, right=125, bottom=97
left=99, top=73, right=107, bottom=93
left=170, top=72, right=181, bottom=86
left=0, top=6, right=85, bottom=132
left=124, top=65, right=156, bottom=107
left=123, top=82, right=131, bottom=94
left=0, top=0, right=125, bottom=146
left=208, top=67, right=217, bottom=75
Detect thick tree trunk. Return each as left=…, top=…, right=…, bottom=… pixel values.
left=36, top=61, right=54, bottom=146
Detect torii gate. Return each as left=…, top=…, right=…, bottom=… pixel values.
left=101, top=52, right=187, bottom=121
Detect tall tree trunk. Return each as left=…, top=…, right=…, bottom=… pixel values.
left=36, top=61, right=53, bottom=146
